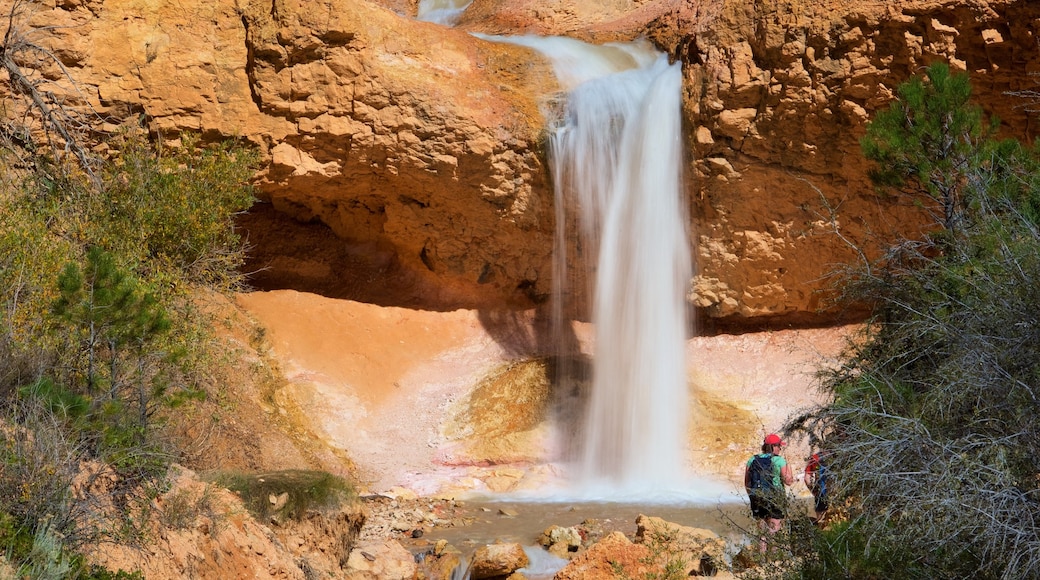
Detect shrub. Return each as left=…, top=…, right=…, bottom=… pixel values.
left=783, top=64, right=1040, bottom=579
left=209, top=470, right=355, bottom=522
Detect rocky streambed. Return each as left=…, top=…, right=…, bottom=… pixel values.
left=353, top=490, right=786, bottom=579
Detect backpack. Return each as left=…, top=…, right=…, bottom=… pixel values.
left=748, top=453, right=775, bottom=494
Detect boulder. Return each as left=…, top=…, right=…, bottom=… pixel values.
left=469, top=542, right=530, bottom=579
left=345, top=539, right=418, bottom=580
left=553, top=531, right=651, bottom=580
left=539, top=524, right=583, bottom=558
left=635, top=514, right=727, bottom=575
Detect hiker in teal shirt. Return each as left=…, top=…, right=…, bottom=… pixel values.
left=744, top=433, right=794, bottom=551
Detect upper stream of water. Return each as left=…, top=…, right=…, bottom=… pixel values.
left=416, top=0, right=473, bottom=25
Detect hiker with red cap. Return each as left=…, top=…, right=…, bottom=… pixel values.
left=744, top=433, right=795, bottom=551
left=804, top=450, right=829, bottom=525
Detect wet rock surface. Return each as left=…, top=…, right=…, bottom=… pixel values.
left=357, top=494, right=748, bottom=579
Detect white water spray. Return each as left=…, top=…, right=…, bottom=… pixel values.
left=486, top=36, right=692, bottom=493
left=417, top=0, right=472, bottom=25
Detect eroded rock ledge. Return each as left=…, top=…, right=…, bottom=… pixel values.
left=679, top=0, right=1040, bottom=324
left=6, top=0, right=1039, bottom=326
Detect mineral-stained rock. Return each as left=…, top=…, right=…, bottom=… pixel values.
left=679, top=0, right=1040, bottom=327
left=539, top=524, right=583, bottom=558
left=345, top=539, right=418, bottom=579
left=635, top=514, right=726, bottom=575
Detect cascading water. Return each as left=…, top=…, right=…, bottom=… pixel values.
left=555, top=45, right=690, bottom=493
left=424, top=32, right=713, bottom=580
left=486, top=35, right=693, bottom=494
left=416, top=0, right=473, bottom=25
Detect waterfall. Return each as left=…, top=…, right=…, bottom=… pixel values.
left=416, top=0, right=473, bottom=25
left=555, top=46, right=690, bottom=492
left=478, top=35, right=692, bottom=493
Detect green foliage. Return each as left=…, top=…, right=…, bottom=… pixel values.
left=603, top=527, right=691, bottom=580
left=210, top=470, right=354, bottom=522
left=0, top=512, right=143, bottom=580
left=0, top=126, right=258, bottom=573
left=788, top=66, right=1040, bottom=579
left=19, top=377, right=89, bottom=419
left=76, top=566, right=145, bottom=580
left=609, top=560, right=631, bottom=580
left=77, top=566, right=145, bottom=580
left=743, top=515, right=928, bottom=580
left=0, top=511, right=35, bottom=566
left=640, top=528, right=688, bottom=580
left=90, top=133, right=258, bottom=290
left=861, top=62, right=1000, bottom=234
left=18, top=524, right=76, bottom=580
left=53, top=247, right=171, bottom=395
left=0, top=182, right=75, bottom=383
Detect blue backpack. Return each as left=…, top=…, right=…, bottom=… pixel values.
left=748, top=454, right=775, bottom=494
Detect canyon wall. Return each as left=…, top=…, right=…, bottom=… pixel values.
left=5, top=0, right=1039, bottom=326
left=677, top=0, right=1040, bottom=326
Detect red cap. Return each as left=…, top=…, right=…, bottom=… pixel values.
left=764, top=433, right=785, bottom=446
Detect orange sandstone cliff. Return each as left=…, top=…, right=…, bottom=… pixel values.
left=6, top=0, right=1040, bottom=325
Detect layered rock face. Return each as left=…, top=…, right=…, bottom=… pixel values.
left=678, top=0, right=1040, bottom=325
left=240, top=0, right=558, bottom=309
left=6, top=0, right=1040, bottom=325
left=11, top=0, right=556, bottom=310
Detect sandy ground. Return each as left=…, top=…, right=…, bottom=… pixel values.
left=236, top=290, right=852, bottom=500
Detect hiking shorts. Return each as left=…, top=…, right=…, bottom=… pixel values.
left=813, top=491, right=829, bottom=513
left=750, top=493, right=786, bottom=520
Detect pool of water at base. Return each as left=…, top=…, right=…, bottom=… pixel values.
left=402, top=498, right=770, bottom=579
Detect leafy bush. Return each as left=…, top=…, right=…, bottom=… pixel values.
left=0, top=128, right=259, bottom=573
left=89, top=133, right=258, bottom=291
left=783, top=64, right=1040, bottom=579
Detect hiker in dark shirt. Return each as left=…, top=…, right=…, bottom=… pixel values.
left=745, top=433, right=794, bottom=551
left=804, top=451, right=829, bottom=524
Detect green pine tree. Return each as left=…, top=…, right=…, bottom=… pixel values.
left=860, top=62, right=1000, bottom=236
left=52, top=247, right=170, bottom=409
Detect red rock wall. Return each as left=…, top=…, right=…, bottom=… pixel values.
left=4, top=0, right=1038, bottom=326
left=676, top=0, right=1040, bottom=328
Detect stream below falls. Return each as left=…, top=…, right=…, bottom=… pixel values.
left=399, top=497, right=786, bottom=579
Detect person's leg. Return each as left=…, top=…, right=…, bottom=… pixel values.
left=757, top=518, right=769, bottom=553
left=762, top=498, right=786, bottom=554
left=750, top=495, right=770, bottom=552
left=814, top=494, right=829, bottom=525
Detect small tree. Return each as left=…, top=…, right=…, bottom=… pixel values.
left=52, top=247, right=170, bottom=418
left=860, top=62, right=1000, bottom=236
left=781, top=65, right=1040, bottom=580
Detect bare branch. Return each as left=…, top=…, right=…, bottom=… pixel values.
left=1, top=0, right=102, bottom=182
